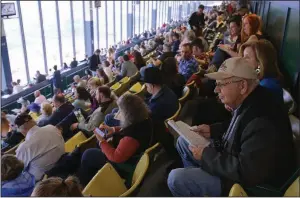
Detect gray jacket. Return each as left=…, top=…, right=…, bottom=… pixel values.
left=121, top=61, right=138, bottom=77
left=78, top=100, right=117, bottom=135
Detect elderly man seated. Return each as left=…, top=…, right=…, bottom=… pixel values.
left=167, top=57, right=296, bottom=196
left=73, top=75, right=87, bottom=88
left=33, top=90, right=47, bottom=105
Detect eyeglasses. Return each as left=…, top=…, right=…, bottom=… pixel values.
left=215, top=80, right=243, bottom=88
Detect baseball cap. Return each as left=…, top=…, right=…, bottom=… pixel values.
left=28, top=103, right=41, bottom=113
left=205, top=57, right=258, bottom=80
left=14, top=113, right=33, bottom=127
left=139, top=67, right=163, bottom=85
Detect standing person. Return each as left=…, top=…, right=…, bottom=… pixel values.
left=51, top=65, right=62, bottom=91
left=35, top=71, right=47, bottom=84
left=70, top=57, right=78, bottom=68
left=189, top=5, right=205, bottom=32
left=89, top=49, right=101, bottom=76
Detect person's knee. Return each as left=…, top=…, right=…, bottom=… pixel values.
left=167, top=168, right=186, bottom=191
left=81, top=148, right=100, bottom=164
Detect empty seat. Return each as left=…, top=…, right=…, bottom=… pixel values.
left=64, top=132, right=87, bottom=153
left=284, top=177, right=300, bottom=196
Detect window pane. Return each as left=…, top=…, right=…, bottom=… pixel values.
left=73, top=1, right=85, bottom=61
left=115, top=1, right=121, bottom=43
left=41, top=1, right=60, bottom=70
left=140, top=1, right=144, bottom=32
left=99, top=2, right=106, bottom=48
left=148, top=1, right=152, bottom=30
left=20, top=1, right=45, bottom=80
left=107, top=1, right=114, bottom=47
left=134, top=2, right=139, bottom=34
left=121, top=1, right=127, bottom=41
left=3, top=1, right=27, bottom=83
left=58, top=2, right=73, bottom=66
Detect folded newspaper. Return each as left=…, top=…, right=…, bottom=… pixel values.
left=168, top=120, right=210, bottom=147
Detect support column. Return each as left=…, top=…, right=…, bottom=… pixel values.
left=38, top=1, right=48, bottom=74
left=179, top=4, right=183, bottom=20
left=84, top=1, right=94, bottom=55
left=168, top=6, right=171, bottom=22
left=152, top=2, right=157, bottom=29
left=1, top=19, right=12, bottom=88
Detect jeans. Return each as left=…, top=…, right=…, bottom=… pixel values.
left=167, top=136, right=222, bottom=196
left=210, top=48, right=230, bottom=69
left=104, top=108, right=120, bottom=127
left=79, top=148, right=107, bottom=186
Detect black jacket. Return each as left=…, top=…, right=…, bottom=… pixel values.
left=70, top=60, right=78, bottom=68
left=36, top=74, right=46, bottom=84
left=38, top=102, right=74, bottom=127
left=189, top=12, right=205, bottom=29
left=89, top=54, right=101, bottom=71
left=52, top=70, right=62, bottom=89
left=201, top=86, right=296, bottom=193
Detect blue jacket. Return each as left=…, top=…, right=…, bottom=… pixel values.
left=145, top=85, right=179, bottom=121
left=51, top=70, right=62, bottom=89
left=1, top=171, right=35, bottom=197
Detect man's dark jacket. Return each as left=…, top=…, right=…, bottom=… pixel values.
left=89, top=54, right=101, bottom=72
left=189, top=12, right=205, bottom=29
left=36, top=74, right=46, bottom=84
left=38, top=102, right=74, bottom=127
left=201, top=86, right=296, bottom=193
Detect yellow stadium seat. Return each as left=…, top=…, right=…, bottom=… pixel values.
left=179, top=86, right=190, bottom=104
left=229, top=184, right=248, bottom=197
left=82, top=163, right=127, bottom=197
left=29, top=112, right=40, bottom=121
left=4, top=139, right=24, bottom=155
left=83, top=153, right=150, bottom=197
left=166, top=103, right=181, bottom=122
left=145, top=143, right=160, bottom=154
left=129, top=82, right=142, bottom=93
left=111, top=82, right=121, bottom=90
left=119, top=76, right=130, bottom=84
left=284, top=177, right=300, bottom=196
left=77, top=134, right=98, bottom=153
left=64, top=132, right=87, bottom=153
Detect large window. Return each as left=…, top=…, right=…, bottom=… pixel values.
left=140, top=1, right=145, bottom=32
left=41, top=1, right=60, bottom=70
left=134, top=2, right=140, bottom=34
left=20, top=1, right=45, bottom=80
left=58, top=2, right=73, bottom=67
left=98, top=2, right=106, bottom=48
left=115, top=1, right=121, bottom=43
left=121, top=1, right=127, bottom=41
left=148, top=1, right=152, bottom=30
left=73, top=1, right=85, bottom=61
left=107, top=1, right=114, bottom=47
left=3, top=1, right=27, bottom=83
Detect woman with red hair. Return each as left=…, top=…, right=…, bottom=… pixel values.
left=218, top=14, right=265, bottom=57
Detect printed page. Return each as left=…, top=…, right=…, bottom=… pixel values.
left=168, top=120, right=210, bottom=147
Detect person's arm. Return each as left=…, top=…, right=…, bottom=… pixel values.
left=78, top=111, right=104, bottom=132
left=100, top=136, right=140, bottom=163
left=120, top=63, right=127, bottom=77
left=201, top=118, right=278, bottom=186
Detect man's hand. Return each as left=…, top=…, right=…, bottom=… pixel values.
left=70, top=123, right=79, bottom=131
left=189, top=145, right=206, bottom=160
left=190, top=124, right=211, bottom=138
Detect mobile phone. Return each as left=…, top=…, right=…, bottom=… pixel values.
left=94, top=128, right=106, bottom=137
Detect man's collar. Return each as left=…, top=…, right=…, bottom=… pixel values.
left=25, top=125, right=39, bottom=141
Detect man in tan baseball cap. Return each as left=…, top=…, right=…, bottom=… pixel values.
left=204, top=57, right=259, bottom=110
left=167, top=57, right=296, bottom=197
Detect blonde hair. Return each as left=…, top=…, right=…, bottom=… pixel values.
left=31, top=176, right=83, bottom=197
left=239, top=39, right=282, bottom=80
left=117, top=93, right=150, bottom=128
left=2, top=154, right=24, bottom=181
left=41, top=102, right=53, bottom=116
left=88, top=77, right=102, bottom=88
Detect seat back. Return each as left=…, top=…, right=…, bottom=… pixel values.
left=179, top=86, right=190, bottom=105
left=166, top=103, right=182, bottom=122
left=229, top=184, right=248, bottom=197
left=130, top=72, right=141, bottom=85
left=119, top=76, right=130, bottom=84
left=284, top=177, right=300, bottom=196
left=106, top=77, right=117, bottom=87
left=121, top=153, right=150, bottom=196
left=29, top=112, right=40, bottom=121
left=77, top=134, right=97, bottom=153
left=82, top=163, right=128, bottom=197
left=283, top=88, right=297, bottom=114
left=4, top=139, right=24, bottom=155
left=64, top=132, right=87, bottom=153
left=129, top=82, right=143, bottom=93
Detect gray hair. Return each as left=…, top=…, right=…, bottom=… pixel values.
left=73, top=75, right=80, bottom=81
left=117, top=93, right=150, bottom=128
